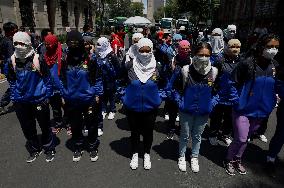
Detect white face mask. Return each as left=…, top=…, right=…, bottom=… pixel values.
left=192, top=56, right=211, bottom=75
left=262, top=48, right=278, bottom=60
left=137, top=52, right=152, bottom=65
left=15, top=45, right=29, bottom=59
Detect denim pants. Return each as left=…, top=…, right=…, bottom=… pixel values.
left=179, top=111, right=208, bottom=158
left=226, top=111, right=263, bottom=161
left=268, top=101, right=284, bottom=158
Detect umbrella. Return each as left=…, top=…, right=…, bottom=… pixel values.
left=124, top=16, right=152, bottom=25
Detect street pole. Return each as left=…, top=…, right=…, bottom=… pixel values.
left=163, top=0, right=166, bottom=18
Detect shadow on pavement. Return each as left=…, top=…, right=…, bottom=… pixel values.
left=152, top=139, right=179, bottom=161
left=199, top=140, right=227, bottom=168
left=109, top=137, right=131, bottom=158
left=115, top=117, right=130, bottom=131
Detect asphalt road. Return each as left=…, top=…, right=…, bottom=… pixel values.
left=0, top=80, right=284, bottom=188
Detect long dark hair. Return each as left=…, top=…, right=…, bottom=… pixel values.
left=255, top=33, right=280, bottom=57
left=193, top=42, right=212, bottom=56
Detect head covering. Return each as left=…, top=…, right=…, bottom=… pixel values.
left=173, top=34, right=182, bottom=41
left=179, top=26, right=185, bottom=31
left=133, top=38, right=156, bottom=83
left=225, top=24, right=237, bottom=40
left=44, top=34, right=62, bottom=75
left=227, top=25, right=237, bottom=32
left=97, top=37, right=113, bottom=58
left=178, top=40, right=191, bottom=59
left=132, top=33, right=144, bottom=41
left=13, top=31, right=35, bottom=59
left=66, top=30, right=85, bottom=64
left=157, top=30, right=164, bottom=39
left=210, top=28, right=224, bottom=54
left=137, top=28, right=144, bottom=33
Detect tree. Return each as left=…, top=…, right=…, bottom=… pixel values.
left=154, top=7, right=164, bottom=21
left=108, top=0, right=132, bottom=18
left=130, top=2, right=144, bottom=16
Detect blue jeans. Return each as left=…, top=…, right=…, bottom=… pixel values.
left=179, top=111, right=208, bottom=158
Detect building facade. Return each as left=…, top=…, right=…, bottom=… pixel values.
left=216, top=0, right=284, bottom=33
left=0, top=0, right=97, bottom=34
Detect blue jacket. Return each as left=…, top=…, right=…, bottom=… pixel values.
left=210, top=51, right=223, bottom=66
left=213, top=55, right=239, bottom=105
left=122, top=60, right=161, bottom=112
left=232, top=57, right=277, bottom=117
left=175, top=65, right=218, bottom=115
left=8, top=54, right=53, bottom=104
left=97, top=52, right=119, bottom=90
left=59, top=53, right=103, bottom=104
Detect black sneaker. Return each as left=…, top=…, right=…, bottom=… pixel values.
left=234, top=160, right=247, bottom=175
left=90, top=150, right=99, bottom=162
left=45, top=150, right=55, bottom=162
left=223, top=160, right=235, bottom=176
left=0, top=107, right=7, bottom=115
left=166, top=131, right=175, bottom=140
left=73, top=150, right=83, bottom=162
left=26, top=151, right=42, bottom=163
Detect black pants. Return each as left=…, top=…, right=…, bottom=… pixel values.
left=49, top=93, right=63, bottom=126
left=268, top=101, right=284, bottom=158
left=256, top=117, right=269, bottom=135
left=164, top=100, right=178, bottom=132
left=15, top=102, right=55, bottom=154
left=102, top=88, right=116, bottom=113
left=66, top=102, right=100, bottom=151
left=209, top=104, right=233, bottom=137
left=127, top=109, right=157, bottom=154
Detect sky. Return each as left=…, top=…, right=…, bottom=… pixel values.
left=143, top=0, right=147, bottom=14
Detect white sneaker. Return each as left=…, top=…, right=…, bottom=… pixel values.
left=191, top=157, right=199, bottom=173
left=98, top=128, right=103, bottom=137
left=224, top=137, right=232, bottom=146
left=176, top=115, right=180, bottom=122
left=259, top=135, right=268, bottom=143
left=130, top=153, right=138, bottom=170
left=209, top=137, right=218, bottom=146
left=108, top=112, right=115, bottom=120
left=102, top=112, right=107, bottom=119
left=144, top=153, right=151, bottom=170
left=164, top=114, right=169, bottom=121
left=178, top=156, right=186, bottom=172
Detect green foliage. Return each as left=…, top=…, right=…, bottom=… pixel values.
left=108, top=0, right=132, bottom=18
left=57, top=34, right=67, bottom=44
left=130, top=2, right=144, bottom=16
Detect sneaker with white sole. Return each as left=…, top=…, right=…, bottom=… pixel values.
left=45, top=150, right=55, bottom=162
left=191, top=157, right=199, bottom=173
left=221, top=136, right=232, bottom=146
left=90, top=150, right=99, bottom=162
left=73, top=150, right=83, bottom=162
left=102, top=112, right=107, bottom=119
left=26, top=151, right=43, bottom=163
left=178, top=156, right=186, bottom=172
left=130, top=153, right=138, bottom=170
left=209, top=137, right=218, bottom=146
left=164, top=114, right=169, bottom=121
left=144, top=153, right=151, bottom=170
left=258, top=135, right=268, bottom=143
left=108, top=112, right=115, bottom=120
left=98, top=128, right=103, bottom=137
left=176, top=115, right=180, bottom=122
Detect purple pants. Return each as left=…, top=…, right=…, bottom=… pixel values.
left=226, top=112, right=264, bottom=161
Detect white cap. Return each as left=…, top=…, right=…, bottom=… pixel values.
left=137, top=38, right=153, bottom=51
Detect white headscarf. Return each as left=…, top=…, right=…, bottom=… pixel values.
left=210, top=28, right=224, bottom=55
left=97, top=37, right=113, bottom=58
left=133, top=38, right=156, bottom=83
left=13, top=31, right=35, bottom=59
left=126, top=33, right=144, bottom=61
